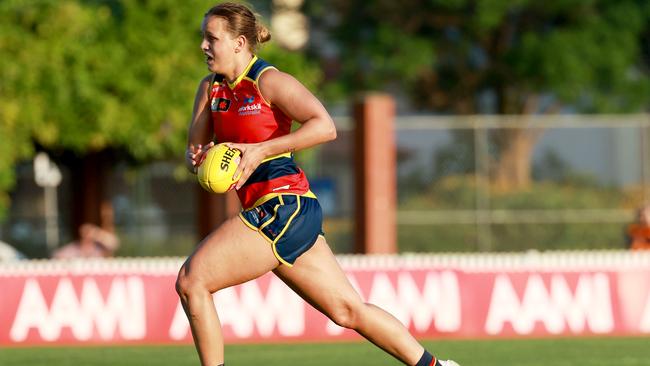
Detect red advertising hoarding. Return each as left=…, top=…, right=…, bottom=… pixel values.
left=1, top=253, right=649, bottom=346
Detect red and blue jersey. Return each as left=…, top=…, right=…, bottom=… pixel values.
left=208, top=56, right=314, bottom=209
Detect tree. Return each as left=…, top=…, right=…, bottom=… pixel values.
left=306, top=0, right=650, bottom=189
left=0, top=0, right=321, bottom=221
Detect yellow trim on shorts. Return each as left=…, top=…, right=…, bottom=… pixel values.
left=258, top=197, right=282, bottom=236
left=238, top=214, right=271, bottom=246
left=273, top=195, right=300, bottom=246
left=239, top=210, right=276, bottom=243
left=261, top=152, right=292, bottom=163
left=246, top=189, right=316, bottom=210
left=270, top=195, right=301, bottom=267
left=238, top=196, right=281, bottom=244
left=238, top=213, right=258, bottom=231
left=237, top=195, right=304, bottom=267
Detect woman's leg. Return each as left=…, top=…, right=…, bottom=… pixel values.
left=176, top=216, right=280, bottom=366
left=273, top=236, right=425, bottom=365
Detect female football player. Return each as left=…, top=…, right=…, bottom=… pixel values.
left=177, top=3, right=459, bottom=366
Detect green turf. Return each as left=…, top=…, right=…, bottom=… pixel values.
left=2, top=337, right=649, bottom=366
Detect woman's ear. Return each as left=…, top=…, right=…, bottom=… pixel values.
left=234, top=35, right=247, bottom=53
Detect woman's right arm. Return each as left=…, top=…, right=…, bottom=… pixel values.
left=186, top=75, right=215, bottom=173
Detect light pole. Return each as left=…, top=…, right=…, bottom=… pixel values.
left=34, top=152, right=62, bottom=252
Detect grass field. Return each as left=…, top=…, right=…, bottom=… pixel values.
left=2, top=337, right=650, bottom=366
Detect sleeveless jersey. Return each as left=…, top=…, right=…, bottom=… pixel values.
left=208, top=56, right=313, bottom=209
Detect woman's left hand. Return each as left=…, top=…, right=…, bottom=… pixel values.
left=225, top=142, right=269, bottom=190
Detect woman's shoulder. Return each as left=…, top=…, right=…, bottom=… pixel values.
left=249, top=57, right=276, bottom=80
left=257, top=66, right=298, bottom=88
left=257, top=68, right=299, bottom=103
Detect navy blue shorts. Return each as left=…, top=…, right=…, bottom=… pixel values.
left=239, top=194, right=323, bottom=266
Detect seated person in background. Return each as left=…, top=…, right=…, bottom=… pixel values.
left=0, top=240, right=25, bottom=261
left=53, top=223, right=119, bottom=259
left=628, top=205, right=650, bottom=250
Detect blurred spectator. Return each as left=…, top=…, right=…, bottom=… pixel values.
left=628, top=205, right=650, bottom=250
left=0, top=240, right=25, bottom=261
left=52, top=223, right=119, bottom=259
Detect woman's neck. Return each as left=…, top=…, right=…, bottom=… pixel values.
left=225, top=53, right=254, bottom=83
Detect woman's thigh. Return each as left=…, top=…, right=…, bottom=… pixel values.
left=179, top=216, right=280, bottom=292
left=273, top=236, right=362, bottom=315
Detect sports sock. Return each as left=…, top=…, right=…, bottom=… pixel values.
left=415, top=350, right=442, bottom=366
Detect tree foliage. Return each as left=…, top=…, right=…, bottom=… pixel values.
left=307, top=0, right=650, bottom=191
left=310, top=0, right=650, bottom=113
left=0, top=0, right=321, bottom=218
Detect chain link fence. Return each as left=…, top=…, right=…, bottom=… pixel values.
left=2, top=115, right=649, bottom=256
left=316, top=114, right=650, bottom=253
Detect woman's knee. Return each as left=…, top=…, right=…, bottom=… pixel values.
left=175, top=267, right=190, bottom=298
left=328, top=300, right=365, bottom=330
left=175, top=265, right=206, bottom=300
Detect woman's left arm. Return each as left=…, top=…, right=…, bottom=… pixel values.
left=227, top=70, right=336, bottom=189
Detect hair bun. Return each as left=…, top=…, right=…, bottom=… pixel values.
left=256, top=24, right=271, bottom=44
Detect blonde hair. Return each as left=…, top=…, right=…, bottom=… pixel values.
left=205, top=2, right=271, bottom=53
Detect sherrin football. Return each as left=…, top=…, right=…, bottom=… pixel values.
left=197, top=143, right=241, bottom=194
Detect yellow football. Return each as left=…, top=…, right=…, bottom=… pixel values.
left=197, top=143, right=241, bottom=194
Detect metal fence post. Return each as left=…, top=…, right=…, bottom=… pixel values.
left=474, top=119, right=492, bottom=251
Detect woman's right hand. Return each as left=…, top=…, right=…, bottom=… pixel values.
left=186, top=141, right=215, bottom=174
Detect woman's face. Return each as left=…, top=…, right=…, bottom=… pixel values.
left=200, top=16, right=237, bottom=74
